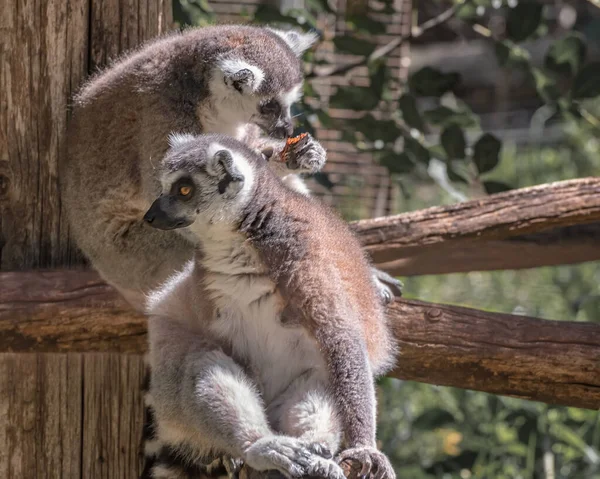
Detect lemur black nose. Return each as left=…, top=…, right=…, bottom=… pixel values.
left=143, top=212, right=155, bottom=223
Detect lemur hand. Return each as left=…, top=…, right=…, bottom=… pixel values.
left=245, top=435, right=345, bottom=479
left=371, top=267, right=403, bottom=305
left=281, top=133, right=327, bottom=175
left=337, top=446, right=396, bottom=479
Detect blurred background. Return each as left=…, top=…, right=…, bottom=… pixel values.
left=172, top=0, right=600, bottom=477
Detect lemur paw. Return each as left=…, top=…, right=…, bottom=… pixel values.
left=282, top=133, right=326, bottom=175
left=371, top=268, right=403, bottom=306
left=337, top=446, right=395, bottom=479
left=223, top=456, right=245, bottom=479
left=245, top=436, right=338, bottom=478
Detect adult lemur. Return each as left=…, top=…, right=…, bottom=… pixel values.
left=61, top=24, right=401, bottom=312
left=143, top=133, right=397, bottom=479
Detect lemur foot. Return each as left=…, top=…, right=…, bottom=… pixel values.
left=245, top=436, right=344, bottom=479
left=282, top=133, right=326, bottom=175
left=371, top=268, right=403, bottom=306
left=222, top=455, right=245, bottom=479
left=337, top=446, right=395, bottom=479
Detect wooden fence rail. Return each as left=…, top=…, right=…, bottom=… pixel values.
left=2, top=270, right=599, bottom=410
left=352, top=177, right=600, bottom=275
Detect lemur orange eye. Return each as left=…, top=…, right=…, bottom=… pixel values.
left=179, top=185, right=192, bottom=196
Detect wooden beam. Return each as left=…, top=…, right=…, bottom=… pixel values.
left=377, top=225, right=600, bottom=276
left=1, top=270, right=598, bottom=409
left=351, top=177, right=600, bottom=268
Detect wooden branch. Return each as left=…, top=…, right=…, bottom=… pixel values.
left=351, top=177, right=600, bottom=267
left=1, top=271, right=598, bottom=409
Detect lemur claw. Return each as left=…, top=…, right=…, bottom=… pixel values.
left=336, top=446, right=395, bottom=479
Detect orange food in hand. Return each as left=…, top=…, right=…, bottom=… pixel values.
left=280, top=133, right=308, bottom=162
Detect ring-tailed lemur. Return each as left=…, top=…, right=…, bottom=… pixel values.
left=141, top=133, right=397, bottom=479
left=59, top=24, right=402, bottom=478
left=61, top=24, right=401, bottom=312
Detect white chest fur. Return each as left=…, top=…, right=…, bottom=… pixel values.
left=201, top=229, right=324, bottom=404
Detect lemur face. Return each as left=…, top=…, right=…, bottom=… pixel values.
left=144, top=134, right=256, bottom=231
left=206, top=28, right=317, bottom=139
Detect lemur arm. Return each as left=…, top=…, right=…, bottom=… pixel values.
left=244, top=125, right=404, bottom=301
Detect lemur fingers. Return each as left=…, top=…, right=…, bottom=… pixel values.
left=244, top=435, right=342, bottom=479
left=283, top=134, right=326, bottom=175
left=371, top=268, right=403, bottom=305
left=337, top=446, right=396, bottom=479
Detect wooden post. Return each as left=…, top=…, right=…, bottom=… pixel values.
left=0, top=0, right=172, bottom=271
left=1, top=1, right=172, bottom=476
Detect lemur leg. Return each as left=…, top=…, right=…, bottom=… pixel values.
left=148, top=318, right=344, bottom=479
left=266, top=371, right=342, bottom=468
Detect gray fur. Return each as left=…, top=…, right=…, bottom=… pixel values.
left=61, top=24, right=315, bottom=311
left=144, top=134, right=397, bottom=479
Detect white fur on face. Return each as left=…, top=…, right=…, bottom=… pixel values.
left=279, top=83, right=303, bottom=107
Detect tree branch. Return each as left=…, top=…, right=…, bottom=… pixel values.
left=1, top=269, right=598, bottom=409
left=306, top=3, right=463, bottom=79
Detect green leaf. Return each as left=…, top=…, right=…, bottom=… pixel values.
left=473, top=133, right=502, bottom=174
left=398, top=94, right=425, bottom=131
left=483, top=180, right=512, bottom=194
left=333, top=35, right=377, bottom=56
left=253, top=5, right=298, bottom=25
left=447, top=165, right=469, bottom=184
left=441, top=124, right=466, bottom=159
left=346, top=115, right=402, bottom=143
left=346, top=15, right=386, bottom=35
left=495, top=40, right=531, bottom=68
left=530, top=67, right=560, bottom=103
left=571, top=62, right=600, bottom=99
left=409, top=67, right=460, bottom=97
left=423, top=106, right=477, bottom=128
left=545, top=33, right=587, bottom=76
left=330, top=86, right=380, bottom=110
left=369, top=62, right=388, bottom=98
left=377, top=152, right=415, bottom=174
left=404, top=136, right=430, bottom=164
left=506, top=1, right=544, bottom=43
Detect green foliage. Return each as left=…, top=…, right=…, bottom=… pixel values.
left=505, top=1, right=544, bottom=42
left=473, top=133, right=502, bottom=174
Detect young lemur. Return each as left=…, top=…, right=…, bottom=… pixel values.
left=142, top=133, right=397, bottom=479
left=61, top=24, right=401, bottom=313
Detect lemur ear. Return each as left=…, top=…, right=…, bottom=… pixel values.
left=209, top=149, right=245, bottom=198
left=218, top=59, right=264, bottom=95
left=268, top=28, right=319, bottom=57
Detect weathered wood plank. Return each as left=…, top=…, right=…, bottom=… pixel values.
left=0, top=0, right=172, bottom=271
left=1, top=271, right=598, bottom=409
left=0, top=0, right=89, bottom=269
left=81, top=353, right=146, bottom=478
left=0, top=354, right=83, bottom=478
left=352, top=177, right=600, bottom=265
